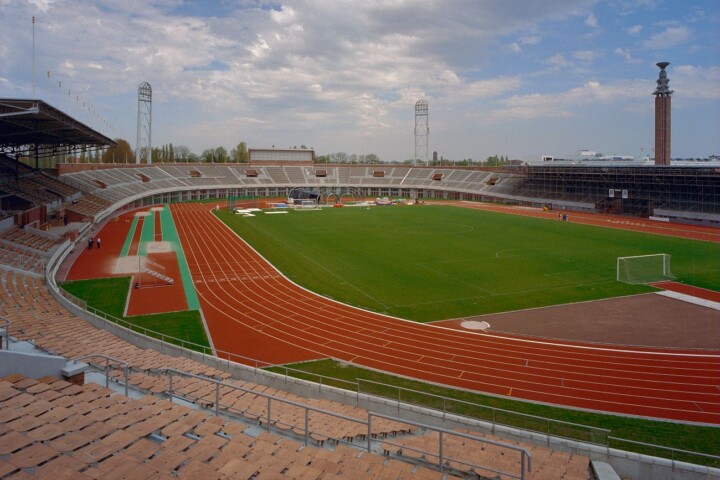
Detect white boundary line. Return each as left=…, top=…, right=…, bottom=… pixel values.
left=655, top=290, right=720, bottom=311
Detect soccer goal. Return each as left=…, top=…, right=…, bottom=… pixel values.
left=295, top=199, right=321, bottom=211
left=617, top=254, right=674, bottom=284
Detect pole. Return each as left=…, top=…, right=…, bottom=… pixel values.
left=32, top=16, right=36, bottom=97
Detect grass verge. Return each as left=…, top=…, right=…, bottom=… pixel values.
left=266, top=358, right=720, bottom=466
left=59, top=276, right=210, bottom=352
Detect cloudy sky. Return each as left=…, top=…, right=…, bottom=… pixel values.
left=1, top=0, right=718, bottom=162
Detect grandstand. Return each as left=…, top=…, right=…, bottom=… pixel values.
left=1, top=99, right=718, bottom=479
left=49, top=163, right=718, bottom=226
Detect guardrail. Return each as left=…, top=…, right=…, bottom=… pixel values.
left=157, top=367, right=533, bottom=479
left=73, top=353, right=129, bottom=397
left=608, top=437, right=720, bottom=472
left=356, top=378, right=610, bottom=446
left=0, top=316, right=10, bottom=350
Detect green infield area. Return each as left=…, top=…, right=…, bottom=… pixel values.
left=59, top=277, right=210, bottom=351
left=216, top=204, right=719, bottom=321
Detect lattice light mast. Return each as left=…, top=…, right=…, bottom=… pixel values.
left=136, top=82, right=152, bottom=164
left=653, top=62, right=672, bottom=166
left=414, top=99, right=429, bottom=166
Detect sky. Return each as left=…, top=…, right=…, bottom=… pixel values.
left=1, top=0, right=718, bottom=163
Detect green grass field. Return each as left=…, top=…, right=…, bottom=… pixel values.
left=217, top=204, right=719, bottom=321
left=59, top=277, right=210, bottom=351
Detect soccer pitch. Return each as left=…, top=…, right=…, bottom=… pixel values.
left=217, top=205, right=720, bottom=322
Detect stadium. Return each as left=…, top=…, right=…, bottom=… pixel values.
left=0, top=96, right=719, bottom=480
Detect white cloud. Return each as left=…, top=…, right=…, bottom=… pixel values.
left=507, top=35, right=542, bottom=52
left=27, top=0, right=58, bottom=13
left=585, top=13, right=599, bottom=28
left=643, top=25, right=691, bottom=49
left=520, top=35, right=542, bottom=46
left=484, top=79, right=650, bottom=122
left=573, top=50, right=599, bottom=64
left=0, top=0, right=716, bottom=160
left=545, top=54, right=574, bottom=69
left=614, top=47, right=642, bottom=64
left=671, top=65, right=720, bottom=100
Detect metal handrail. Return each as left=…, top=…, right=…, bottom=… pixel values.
left=357, top=378, right=611, bottom=445
left=0, top=316, right=10, bottom=350
left=74, top=353, right=129, bottom=397
left=157, top=367, right=532, bottom=479
left=370, top=411, right=532, bottom=478
left=608, top=436, right=720, bottom=471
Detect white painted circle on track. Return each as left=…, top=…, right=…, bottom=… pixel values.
left=460, top=320, right=490, bottom=330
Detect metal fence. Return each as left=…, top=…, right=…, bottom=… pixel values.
left=156, top=367, right=533, bottom=479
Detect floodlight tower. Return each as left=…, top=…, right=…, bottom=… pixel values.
left=136, top=82, right=152, bottom=164
left=414, top=99, right=429, bottom=166
left=653, top=62, right=672, bottom=166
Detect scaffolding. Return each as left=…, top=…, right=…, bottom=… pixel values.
left=513, top=165, right=719, bottom=217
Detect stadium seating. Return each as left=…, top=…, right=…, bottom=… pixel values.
left=0, top=374, right=460, bottom=479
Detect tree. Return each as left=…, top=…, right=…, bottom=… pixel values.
left=201, top=148, right=214, bottom=163
left=101, top=138, right=135, bottom=163
left=365, top=153, right=380, bottom=164
left=174, top=145, right=191, bottom=162
left=168, top=143, right=175, bottom=163
left=231, top=142, right=248, bottom=163
left=201, top=147, right=229, bottom=163
left=214, top=146, right=229, bottom=163
left=330, top=152, right=348, bottom=163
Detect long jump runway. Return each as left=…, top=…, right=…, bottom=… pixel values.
left=171, top=203, right=720, bottom=424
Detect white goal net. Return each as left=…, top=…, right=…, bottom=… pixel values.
left=617, top=254, right=674, bottom=284
left=295, top=199, right=321, bottom=211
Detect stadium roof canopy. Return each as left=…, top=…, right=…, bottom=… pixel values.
left=0, top=98, right=116, bottom=159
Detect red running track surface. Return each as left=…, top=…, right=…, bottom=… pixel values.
left=171, top=203, right=720, bottom=424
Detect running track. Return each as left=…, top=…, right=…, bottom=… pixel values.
left=171, top=203, right=720, bottom=424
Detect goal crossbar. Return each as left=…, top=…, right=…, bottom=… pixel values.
left=617, top=253, right=674, bottom=284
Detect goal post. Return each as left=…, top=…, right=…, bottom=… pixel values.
left=295, top=199, right=321, bottom=211
left=617, top=254, right=674, bottom=284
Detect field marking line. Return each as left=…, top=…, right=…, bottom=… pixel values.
left=233, top=216, right=394, bottom=310
left=655, top=291, right=720, bottom=310
left=413, top=262, right=496, bottom=295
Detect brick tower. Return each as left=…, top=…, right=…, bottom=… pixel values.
left=653, top=62, right=672, bottom=166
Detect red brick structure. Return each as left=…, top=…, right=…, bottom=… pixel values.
left=653, top=62, right=672, bottom=166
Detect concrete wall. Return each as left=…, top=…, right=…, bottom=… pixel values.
left=0, top=350, right=66, bottom=379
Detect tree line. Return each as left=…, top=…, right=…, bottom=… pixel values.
left=97, top=139, right=514, bottom=166
left=99, top=140, right=250, bottom=164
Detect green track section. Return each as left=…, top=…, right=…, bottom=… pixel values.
left=139, top=211, right=156, bottom=256
left=120, top=216, right=140, bottom=257
left=117, top=206, right=200, bottom=311
left=160, top=205, right=201, bottom=311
